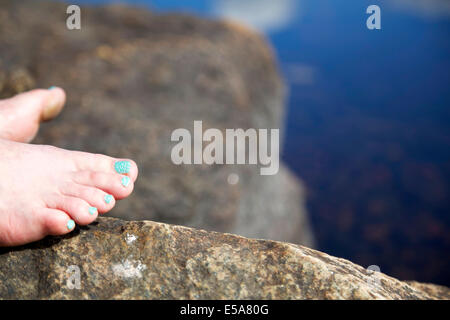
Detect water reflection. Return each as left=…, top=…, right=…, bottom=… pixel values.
left=213, top=0, right=299, bottom=33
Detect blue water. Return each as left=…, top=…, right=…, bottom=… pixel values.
left=54, top=0, right=450, bottom=285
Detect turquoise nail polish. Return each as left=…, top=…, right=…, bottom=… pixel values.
left=88, top=206, right=98, bottom=215
left=67, top=220, right=75, bottom=230
left=121, top=176, right=131, bottom=187
left=115, top=161, right=131, bottom=174
left=48, top=86, right=56, bottom=90
left=104, top=194, right=114, bottom=204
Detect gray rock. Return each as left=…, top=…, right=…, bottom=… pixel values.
left=0, top=217, right=448, bottom=299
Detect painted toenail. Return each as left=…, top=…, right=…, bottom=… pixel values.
left=67, top=219, right=75, bottom=230
left=48, top=86, right=56, bottom=90
left=121, top=176, right=131, bottom=187
left=104, top=194, right=114, bottom=204
left=115, top=160, right=131, bottom=174
left=88, top=206, right=98, bottom=215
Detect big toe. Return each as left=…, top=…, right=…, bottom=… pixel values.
left=41, top=87, right=66, bottom=121
left=71, top=151, right=139, bottom=182
left=7, top=87, right=65, bottom=121
left=0, top=87, right=66, bottom=143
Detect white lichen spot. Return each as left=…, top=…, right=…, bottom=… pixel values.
left=125, top=233, right=137, bottom=245
left=112, top=258, right=147, bottom=279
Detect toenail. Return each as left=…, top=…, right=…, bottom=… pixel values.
left=104, top=194, right=114, bottom=204
left=67, top=219, right=75, bottom=230
left=115, top=160, right=131, bottom=174
left=121, top=176, right=131, bottom=187
left=48, top=86, right=56, bottom=90
left=88, top=206, right=98, bottom=215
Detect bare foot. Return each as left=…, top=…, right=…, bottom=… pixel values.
left=0, top=138, right=138, bottom=246
left=0, top=87, right=65, bottom=143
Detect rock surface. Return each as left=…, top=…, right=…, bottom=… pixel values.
left=0, top=0, right=314, bottom=247
left=0, top=217, right=448, bottom=299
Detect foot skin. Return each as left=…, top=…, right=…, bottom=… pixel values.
left=0, top=87, right=66, bottom=143
left=0, top=138, right=138, bottom=246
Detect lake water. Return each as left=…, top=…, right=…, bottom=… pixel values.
left=55, top=0, right=450, bottom=286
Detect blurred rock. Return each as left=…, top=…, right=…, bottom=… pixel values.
left=0, top=0, right=314, bottom=246
left=0, top=217, right=448, bottom=299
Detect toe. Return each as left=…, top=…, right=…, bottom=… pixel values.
left=72, top=171, right=135, bottom=200
left=71, top=151, right=138, bottom=182
left=6, top=87, right=66, bottom=122
left=39, top=208, right=75, bottom=236
left=0, top=88, right=66, bottom=143
left=60, top=182, right=116, bottom=214
left=41, top=87, right=66, bottom=121
left=46, top=195, right=98, bottom=225
left=116, top=158, right=139, bottom=182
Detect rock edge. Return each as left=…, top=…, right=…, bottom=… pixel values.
left=0, top=217, right=448, bottom=299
